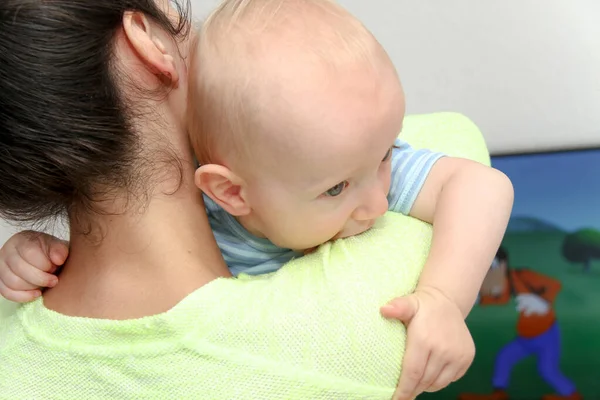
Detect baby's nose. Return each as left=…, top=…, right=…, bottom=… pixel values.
left=352, top=190, right=388, bottom=221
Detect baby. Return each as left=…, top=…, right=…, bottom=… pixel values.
left=189, top=0, right=448, bottom=275
left=0, top=1, right=514, bottom=399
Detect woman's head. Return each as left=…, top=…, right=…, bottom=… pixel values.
left=0, top=0, right=192, bottom=229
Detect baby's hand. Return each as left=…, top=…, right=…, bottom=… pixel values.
left=0, top=231, right=68, bottom=303
left=380, top=287, right=475, bottom=400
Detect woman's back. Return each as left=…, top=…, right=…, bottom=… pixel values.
left=0, top=212, right=430, bottom=399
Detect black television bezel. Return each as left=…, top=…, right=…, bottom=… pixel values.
left=491, top=144, right=600, bottom=159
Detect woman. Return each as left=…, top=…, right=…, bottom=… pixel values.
left=0, top=0, right=458, bottom=399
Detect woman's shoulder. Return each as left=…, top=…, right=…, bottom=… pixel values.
left=203, top=211, right=432, bottom=321
left=0, top=296, right=19, bottom=320
left=188, top=211, right=432, bottom=391
left=0, top=212, right=432, bottom=399
left=242, top=210, right=432, bottom=300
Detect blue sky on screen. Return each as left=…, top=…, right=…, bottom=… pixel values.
left=492, top=149, right=600, bottom=232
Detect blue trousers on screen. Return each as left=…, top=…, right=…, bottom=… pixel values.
left=492, top=322, right=576, bottom=396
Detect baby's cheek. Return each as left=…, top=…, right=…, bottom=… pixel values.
left=297, top=217, right=340, bottom=247
left=382, top=169, right=392, bottom=195
left=327, top=214, right=353, bottom=238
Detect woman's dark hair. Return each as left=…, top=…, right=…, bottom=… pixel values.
left=0, top=0, right=190, bottom=227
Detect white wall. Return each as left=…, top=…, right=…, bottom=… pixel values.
left=0, top=222, right=15, bottom=247
left=191, top=0, right=600, bottom=154
left=1, top=1, right=598, bottom=244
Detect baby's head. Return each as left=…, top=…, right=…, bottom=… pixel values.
left=189, top=0, right=405, bottom=251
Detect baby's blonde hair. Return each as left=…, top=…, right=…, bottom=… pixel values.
left=188, top=0, right=381, bottom=167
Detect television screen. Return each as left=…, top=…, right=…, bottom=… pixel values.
left=422, top=148, right=600, bottom=400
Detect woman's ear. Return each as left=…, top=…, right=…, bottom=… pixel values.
left=122, top=11, right=179, bottom=87
left=195, top=165, right=251, bottom=216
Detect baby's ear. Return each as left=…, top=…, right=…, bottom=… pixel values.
left=195, top=165, right=250, bottom=216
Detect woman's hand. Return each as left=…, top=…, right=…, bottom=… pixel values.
left=381, top=286, right=475, bottom=400
left=0, top=231, right=68, bottom=302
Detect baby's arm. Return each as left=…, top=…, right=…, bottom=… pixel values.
left=386, top=140, right=513, bottom=315
left=0, top=232, right=68, bottom=302
left=407, top=156, right=513, bottom=315
left=383, top=141, right=513, bottom=400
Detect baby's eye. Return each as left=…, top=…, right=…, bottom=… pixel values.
left=382, top=146, right=393, bottom=162
left=325, top=181, right=348, bottom=197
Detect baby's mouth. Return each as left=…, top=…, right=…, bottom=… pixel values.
left=333, top=220, right=376, bottom=240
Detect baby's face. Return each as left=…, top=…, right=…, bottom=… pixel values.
left=238, top=58, right=405, bottom=251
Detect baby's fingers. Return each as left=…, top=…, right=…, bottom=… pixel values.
left=393, top=348, right=428, bottom=400
left=424, top=345, right=475, bottom=393
left=424, top=364, right=454, bottom=393
left=0, top=280, right=41, bottom=303
left=18, top=236, right=62, bottom=274
left=0, top=259, right=38, bottom=291
left=46, top=238, right=69, bottom=267
left=413, top=357, right=445, bottom=396
left=7, top=253, right=57, bottom=288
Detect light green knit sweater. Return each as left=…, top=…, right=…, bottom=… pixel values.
left=0, top=113, right=489, bottom=400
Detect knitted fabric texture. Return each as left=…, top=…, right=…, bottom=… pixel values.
left=0, top=112, right=489, bottom=399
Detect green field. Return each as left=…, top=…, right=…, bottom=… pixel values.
left=421, top=230, right=600, bottom=400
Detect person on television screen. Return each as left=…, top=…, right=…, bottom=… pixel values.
left=459, top=246, right=581, bottom=400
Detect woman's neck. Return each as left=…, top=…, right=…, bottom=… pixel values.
left=44, top=159, right=230, bottom=320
